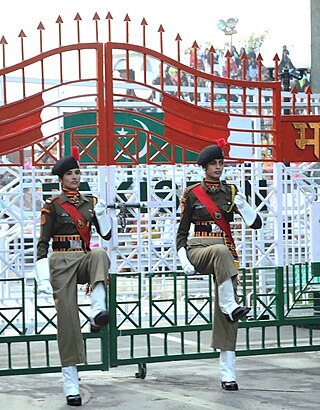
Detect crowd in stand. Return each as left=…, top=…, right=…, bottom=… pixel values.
left=189, top=44, right=308, bottom=86
left=152, top=44, right=310, bottom=101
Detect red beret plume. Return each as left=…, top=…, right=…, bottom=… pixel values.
left=71, top=146, right=80, bottom=161
left=216, top=138, right=227, bottom=149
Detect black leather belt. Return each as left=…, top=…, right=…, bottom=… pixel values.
left=194, top=231, right=224, bottom=237
left=194, top=221, right=223, bottom=237
left=52, top=236, right=83, bottom=252
left=194, top=223, right=214, bottom=233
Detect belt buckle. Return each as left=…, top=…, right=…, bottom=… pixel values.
left=212, top=224, right=222, bottom=233
left=69, top=239, right=82, bottom=249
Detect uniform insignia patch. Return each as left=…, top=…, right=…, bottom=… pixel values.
left=180, top=197, right=187, bottom=214
left=41, top=207, right=52, bottom=215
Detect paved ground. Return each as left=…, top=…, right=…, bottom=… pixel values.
left=1, top=351, right=320, bottom=409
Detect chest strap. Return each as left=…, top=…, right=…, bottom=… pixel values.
left=55, top=198, right=91, bottom=251
left=192, top=184, right=238, bottom=261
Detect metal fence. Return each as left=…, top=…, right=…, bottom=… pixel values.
left=1, top=262, right=320, bottom=377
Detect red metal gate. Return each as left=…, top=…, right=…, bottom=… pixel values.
left=0, top=12, right=318, bottom=166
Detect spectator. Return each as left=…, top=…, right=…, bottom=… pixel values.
left=247, top=56, right=258, bottom=81
left=279, top=53, right=296, bottom=74
left=247, top=47, right=256, bottom=61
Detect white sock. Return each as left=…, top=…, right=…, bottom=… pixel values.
left=219, top=351, right=236, bottom=382
left=218, top=279, right=239, bottom=320
left=62, top=365, right=79, bottom=396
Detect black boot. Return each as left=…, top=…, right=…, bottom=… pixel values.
left=66, top=394, right=82, bottom=406
left=221, top=381, right=238, bottom=391
left=90, top=310, right=109, bottom=332
left=224, top=306, right=250, bottom=322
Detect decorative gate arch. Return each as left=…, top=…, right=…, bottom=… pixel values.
left=1, top=12, right=320, bottom=376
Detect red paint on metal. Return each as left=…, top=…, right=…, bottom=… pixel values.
left=281, top=115, right=320, bottom=162
left=162, top=93, right=230, bottom=154
left=0, top=15, right=317, bottom=165
left=0, top=94, right=44, bottom=154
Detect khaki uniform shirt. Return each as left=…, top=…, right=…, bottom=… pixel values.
left=37, top=192, right=109, bottom=259
left=176, top=179, right=239, bottom=251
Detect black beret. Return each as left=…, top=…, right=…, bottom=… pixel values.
left=197, top=145, right=224, bottom=166
left=52, top=155, right=80, bottom=177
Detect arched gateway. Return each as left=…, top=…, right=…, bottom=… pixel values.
left=0, top=13, right=320, bottom=376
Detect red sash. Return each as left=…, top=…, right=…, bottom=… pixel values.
left=56, top=198, right=91, bottom=251
left=192, top=184, right=238, bottom=261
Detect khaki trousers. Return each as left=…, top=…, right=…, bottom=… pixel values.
left=49, top=248, right=110, bottom=367
left=187, top=238, right=239, bottom=351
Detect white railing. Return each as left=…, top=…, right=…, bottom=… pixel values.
left=0, top=158, right=320, bottom=322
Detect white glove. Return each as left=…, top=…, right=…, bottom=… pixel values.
left=178, top=247, right=195, bottom=275
left=94, top=199, right=111, bottom=236
left=234, top=192, right=257, bottom=226
left=34, top=258, right=53, bottom=295
left=94, top=199, right=107, bottom=216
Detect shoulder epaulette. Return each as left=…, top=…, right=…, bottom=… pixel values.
left=84, top=194, right=98, bottom=207
left=187, top=182, right=201, bottom=193
left=45, top=195, right=59, bottom=204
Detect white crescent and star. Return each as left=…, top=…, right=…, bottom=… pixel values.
left=116, top=118, right=149, bottom=160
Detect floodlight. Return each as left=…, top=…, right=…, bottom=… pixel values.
left=226, top=18, right=238, bottom=29
left=217, top=20, right=227, bottom=31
